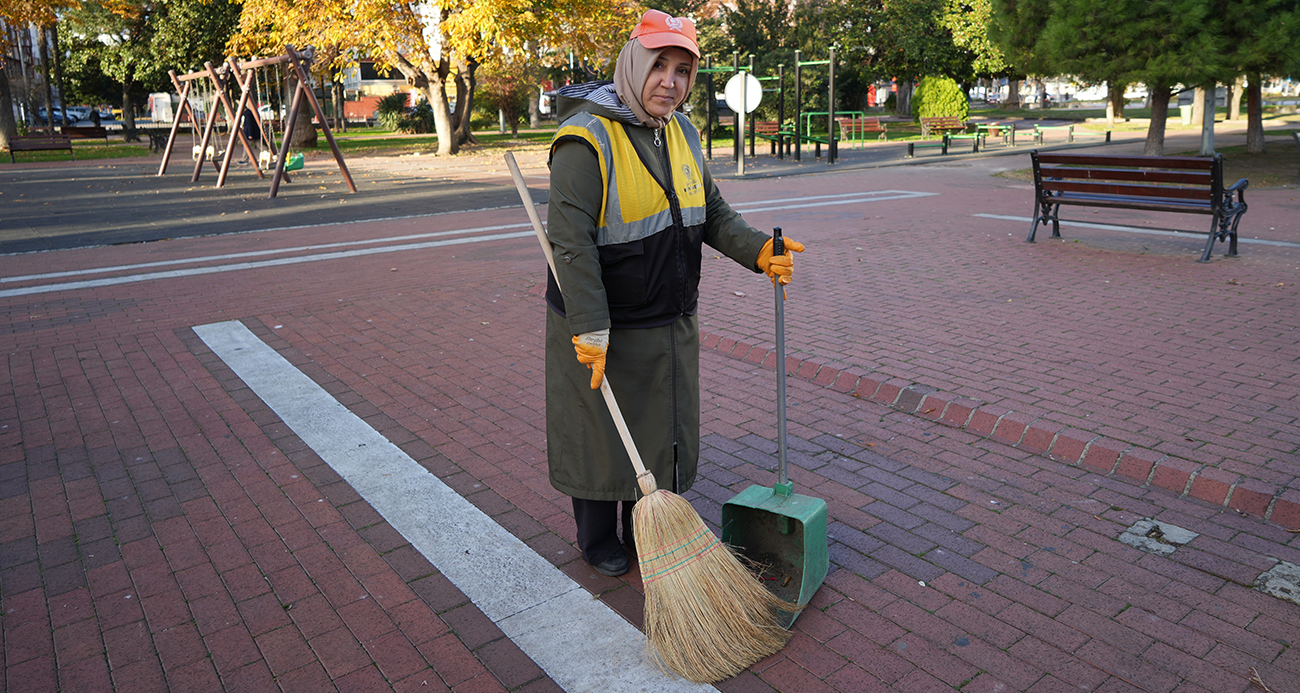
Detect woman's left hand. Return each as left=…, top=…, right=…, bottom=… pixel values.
left=756, top=237, right=805, bottom=285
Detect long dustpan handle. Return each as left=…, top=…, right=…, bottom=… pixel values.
left=773, top=227, right=790, bottom=489
left=503, top=152, right=658, bottom=496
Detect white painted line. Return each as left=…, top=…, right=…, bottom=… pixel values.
left=0, top=231, right=534, bottom=299
left=1, top=223, right=532, bottom=284
left=193, top=320, right=715, bottom=693
left=1, top=190, right=936, bottom=299
left=974, top=213, right=1300, bottom=249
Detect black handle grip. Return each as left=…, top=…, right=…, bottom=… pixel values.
left=773, top=226, right=783, bottom=256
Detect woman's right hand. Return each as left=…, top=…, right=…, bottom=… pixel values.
left=572, top=329, right=609, bottom=389
left=756, top=236, right=805, bottom=285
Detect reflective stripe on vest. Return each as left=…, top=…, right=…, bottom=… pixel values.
left=551, top=112, right=707, bottom=246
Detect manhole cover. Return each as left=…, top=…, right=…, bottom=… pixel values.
left=1117, top=519, right=1198, bottom=556
left=1255, top=561, right=1300, bottom=606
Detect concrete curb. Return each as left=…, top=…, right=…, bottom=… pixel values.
left=702, top=330, right=1300, bottom=530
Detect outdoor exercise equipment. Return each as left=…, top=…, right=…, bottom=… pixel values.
left=158, top=45, right=356, bottom=199
left=792, top=49, right=837, bottom=164
left=697, top=56, right=735, bottom=161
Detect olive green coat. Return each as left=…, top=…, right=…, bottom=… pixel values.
left=545, top=85, right=769, bottom=501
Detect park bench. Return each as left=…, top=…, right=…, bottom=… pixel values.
left=975, top=122, right=1017, bottom=147
left=795, top=131, right=837, bottom=158
left=63, top=125, right=109, bottom=140
left=1291, top=130, right=1299, bottom=184
left=7, top=134, right=74, bottom=163
left=1028, top=151, right=1248, bottom=262
left=1034, top=124, right=1074, bottom=144
left=906, top=137, right=949, bottom=157
left=837, top=117, right=887, bottom=146
left=752, top=120, right=791, bottom=156
left=919, top=116, right=966, bottom=139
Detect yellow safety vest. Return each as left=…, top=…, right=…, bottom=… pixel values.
left=551, top=112, right=707, bottom=246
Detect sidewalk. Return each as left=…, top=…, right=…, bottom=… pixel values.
left=2, top=125, right=1299, bottom=692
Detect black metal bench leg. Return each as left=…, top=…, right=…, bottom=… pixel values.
left=1199, top=215, right=1219, bottom=262
left=1029, top=200, right=1061, bottom=243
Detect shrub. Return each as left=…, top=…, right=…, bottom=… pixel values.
left=375, top=92, right=410, bottom=130
left=374, top=92, right=438, bottom=134
left=912, top=76, right=968, bottom=123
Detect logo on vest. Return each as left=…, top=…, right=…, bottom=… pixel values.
left=680, top=163, right=700, bottom=196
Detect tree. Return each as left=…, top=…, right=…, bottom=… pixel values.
left=829, top=0, right=974, bottom=115
left=476, top=58, right=530, bottom=136
left=63, top=1, right=153, bottom=134
left=235, top=0, right=636, bottom=157
left=1218, top=0, right=1300, bottom=154
left=1, top=0, right=77, bottom=146
left=991, top=0, right=1224, bottom=155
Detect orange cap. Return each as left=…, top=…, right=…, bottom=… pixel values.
left=630, top=9, right=699, bottom=58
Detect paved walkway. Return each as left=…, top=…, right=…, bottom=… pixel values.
left=2, top=121, right=1299, bottom=692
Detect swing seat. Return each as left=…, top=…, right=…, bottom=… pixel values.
left=192, top=145, right=216, bottom=161
left=285, top=153, right=304, bottom=171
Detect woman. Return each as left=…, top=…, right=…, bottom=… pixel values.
left=545, top=9, right=804, bottom=577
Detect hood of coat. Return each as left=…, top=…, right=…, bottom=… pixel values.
left=555, top=81, right=643, bottom=128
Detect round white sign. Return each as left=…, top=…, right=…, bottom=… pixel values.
left=723, top=73, right=763, bottom=114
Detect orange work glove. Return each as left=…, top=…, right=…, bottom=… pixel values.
left=756, top=236, right=805, bottom=285
left=572, top=329, right=609, bottom=389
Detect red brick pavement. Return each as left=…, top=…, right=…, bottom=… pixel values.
left=2, top=147, right=1299, bottom=692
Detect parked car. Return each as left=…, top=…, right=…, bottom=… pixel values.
left=33, top=108, right=80, bottom=126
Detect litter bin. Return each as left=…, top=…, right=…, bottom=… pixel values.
left=1179, top=104, right=1193, bottom=125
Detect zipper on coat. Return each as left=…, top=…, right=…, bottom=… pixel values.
left=626, top=121, right=690, bottom=315
left=670, top=318, right=680, bottom=493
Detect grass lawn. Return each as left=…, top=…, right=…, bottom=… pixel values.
left=996, top=130, right=1300, bottom=188
left=5, top=141, right=151, bottom=164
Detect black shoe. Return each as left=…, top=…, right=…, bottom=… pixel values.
left=591, top=551, right=629, bottom=577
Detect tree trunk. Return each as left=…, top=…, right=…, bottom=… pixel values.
left=0, top=67, right=17, bottom=148
left=1245, top=72, right=1265, bottom=154
left=1005, top=79, right=1020, bottom=109
left=39, top=26, right=54, bottom=131
left=528, top=90, right=540, bottom=129
left=1227, top=75, right=1244, bottom=121
left=1191, top=86, right=1204, bottom=126
left=1106, top=82, right=1125, bottom=125
left=453, top=56, right=479, bottom=146
left=419, top=79, right=456, bottom=156
left=286, top=70, right=318, bottom=148
left=1199, top=82, right=1215, bottom=156
left=896, top=79, right=913, bottom=117
left=51, top=24, right=66, bottom=128
left=1143, top=84, right=1171, bottom=156
left=333, top=80, right=346, bottom=132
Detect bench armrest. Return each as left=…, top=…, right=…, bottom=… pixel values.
left=1224, top=178, right=1248, bottom=194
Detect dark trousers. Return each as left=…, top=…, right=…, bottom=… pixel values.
left=572, top=497, right=635, bottom=565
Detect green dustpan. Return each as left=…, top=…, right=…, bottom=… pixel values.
left=721, top=227, right=829, bottom=629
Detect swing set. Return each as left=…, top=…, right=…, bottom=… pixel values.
left=157, top=45, right=356, bottom=199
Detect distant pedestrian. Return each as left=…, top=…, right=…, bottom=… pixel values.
left=89, top=110, right=101, bottom=127
left=238, top=107, right=261, bottom=165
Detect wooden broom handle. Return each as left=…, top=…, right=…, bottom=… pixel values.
left=503, top=153, right=658, bottom=496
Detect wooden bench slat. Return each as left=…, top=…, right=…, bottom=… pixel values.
left=1042, top=180, right=1212, bottom=201
left=1050, top=195, right=1215, bottom=214
left=1038, top=166, right=1213, bottom=186
left=1037, top=153, right=1215, bottom=169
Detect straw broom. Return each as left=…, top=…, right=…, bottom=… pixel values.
left=505, top=153, right=793, bottom=682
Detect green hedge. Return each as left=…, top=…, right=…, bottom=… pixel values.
left=913, top=76, right=969, bottom=123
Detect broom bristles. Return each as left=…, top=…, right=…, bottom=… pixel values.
left=633, top=488, right=796, bottom=683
